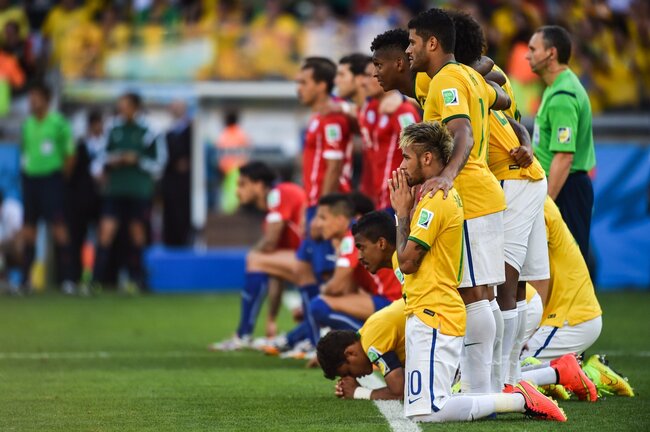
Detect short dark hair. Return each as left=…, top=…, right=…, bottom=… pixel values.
left=87, top=109, right=102, bottom=125
left=339, top=53, right=372, bottom=76
left=408, top=8, right=455, bottom=54
left=318, top=193, right=354, bottom=218
left=317, top=330, right=359, bottom=380
left=29, top=82, right=51, bottom=101
left=370, top=28, right=410, bottom=54
left=302, top=57, right=337, bottom=93
left=224, top=110, right=239, bottom=126
left=239, top=161, right=276, bottom=187
left=449, top=10, right=485, bottom=65
left=537, top=25, right=572, bottom=64
left=349, top=191, right=375, bottom=216
left=121, top=92, right=142, bottom=109
left=352, top=211, right=396, bottom=245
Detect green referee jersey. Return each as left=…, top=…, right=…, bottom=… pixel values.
left=21, top=112, right=74, bottom=176
left=103, top=117, right=166, bottom=199
left=533, top=69, right=596, bottom=175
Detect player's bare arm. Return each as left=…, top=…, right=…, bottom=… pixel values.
left=321, top=265, right=357, bottom=296
left=253, top=220, right=286, bottom=253
left=336, top=369, right=404, bottom=400
left=507, top=116, right=534, bottom=168
left=487, top=80, right=511, bottom=111
left=321, top=158, right=344, bottom=196
left=548, top=152, right=574, bottom=200
left=421, top=117, right=473, bottom=198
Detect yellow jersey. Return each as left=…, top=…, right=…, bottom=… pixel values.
left=422, top=62, right=506, bottom=219
left=359, top=300, right=406, bottom=376
left=543, top=197, right=602, bottom=327
left=414, top=72, right=430, bottom=108
left=525, top=282, right=538, bottom=303
left=397, top=188, right=466, bottom=337
left=488, top=65, right=546, bottom=181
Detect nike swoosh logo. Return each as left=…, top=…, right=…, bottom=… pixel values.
left=408, top=397, right=423, bottom=404
left=464, top=342, right=481, bottom=347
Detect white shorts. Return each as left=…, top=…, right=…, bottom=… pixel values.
left=502, top=178, right=549, bottom=280
left=521, top=316, right=602, bottom=362
left=460, top=211, right=505, bottom=288
left=524, top=292, right=543, bottom=343
left=404, top=315, right=463, bottom=418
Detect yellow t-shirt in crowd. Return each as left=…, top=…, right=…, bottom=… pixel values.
left=42, top=6, right=92, bottom=64
left=359, top=300, right=406, bottom=376
left=422, top=62, right=506, bottom=219
left=397, top=188, right=466, bottom=337
left=542, top=196, right=602, bottom=327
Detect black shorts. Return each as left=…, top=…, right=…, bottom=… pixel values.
left=102, top=196, right=152, bottom=225
left=22, top=172, right=66, bottom=225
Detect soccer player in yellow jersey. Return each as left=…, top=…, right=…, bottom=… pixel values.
left=316, top=207, right=567, bottom=422
left=405, top=8, right=509, bottom=394
left=450, top=10, right=550, bottom=392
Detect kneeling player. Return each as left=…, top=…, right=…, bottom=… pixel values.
left=209, top=162, right=305, bottom=351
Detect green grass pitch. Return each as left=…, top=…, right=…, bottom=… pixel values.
left=1, top=291, right=648, bottom=431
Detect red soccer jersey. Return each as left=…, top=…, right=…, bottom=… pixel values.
left=358, top=98, right=379, bottom=198
left=335, top=230, right=401, bottom=300
left=372, top=101, right=421, bottom=209
left=265, top=182, right=306, bottom=251
left=302, top=112, right=352, bottom=207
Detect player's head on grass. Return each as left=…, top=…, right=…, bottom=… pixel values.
left=370, top=28, right=411, bottom=93
left=352, top=211, right=396, bottom=274
left=237, top=161, right=277, bottom=209
left=448, top=10, right=485, bottom=66
left=28, top=82, right=51, bottom=116
left=317, top=330, right=374, bottom=380
left=314, top=193, right=354, bottom=241
left=407, top=8, right=455, bottom=73
left=399, top=121, right=453, bottom=187
left=118, top=92, right=142, bottom=121
left=297, top=57, right=337, bottom=106
left=336, top=53, right=372, bottom=100
left=527, top=25, right=572, bottom=75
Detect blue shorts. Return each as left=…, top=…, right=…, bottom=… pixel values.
left=372, top=295, right=392, bottom=312
left=296, top=237, right=336, bottom=282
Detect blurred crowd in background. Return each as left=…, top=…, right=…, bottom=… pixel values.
left=0, top=0, right=648, bottom=113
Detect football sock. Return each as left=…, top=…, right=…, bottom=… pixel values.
left=92, top=245, right=110, bottom=284
left=236, top=272, right=269, bottom=338
left=490, top=299, right=504, bottom=392
left=21, top=243, right=35, bottom=285
left=501, top=308, right=518, bottom=385
left=310, top=296, right=364, bottom=331
left=461, top=300, right=496, bottom=394
left=299, top=283, right=321, bottom=345
left=507, top=300, right=529, bottom=384
left=410, top=394, right=524, bottom=422
left=521, top=366, right=558, bottom=386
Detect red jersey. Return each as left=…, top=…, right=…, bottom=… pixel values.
left=302, top=112, right=352, bottom=207
left=372, top=101, right=421, bottom=209
left=358, top=98, right=379, bottom=197
left=335, top=231, right=402, bottom=301
left=265, top=182, right=306, bottom=250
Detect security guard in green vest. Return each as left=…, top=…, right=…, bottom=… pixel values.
left=93, top=93, right=167, bottom=292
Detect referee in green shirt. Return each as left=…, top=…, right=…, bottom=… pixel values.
left=92, top=93, right=167, bottom=292
left=527, top=26, right=596, bottom=260
left=20, top=83, right=76, bottom=293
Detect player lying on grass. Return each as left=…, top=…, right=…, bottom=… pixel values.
left=520, top=197, right=634, bottom=398
left=209, top=162, right=306, bottom=351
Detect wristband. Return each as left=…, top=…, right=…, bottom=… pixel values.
left=394, top=214, right=399, bottom=226
left=353, top=387, right=372, bottom=400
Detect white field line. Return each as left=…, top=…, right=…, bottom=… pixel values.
left=359, top=373, right=422, bottom=432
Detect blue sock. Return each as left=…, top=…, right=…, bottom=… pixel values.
left=236, top=272, right=269, bottom=338
left=300, top=283, right=321, bottom=345
left=310, top=296, right=364, bottom=331
left=286, top=322, right=309, bottom=347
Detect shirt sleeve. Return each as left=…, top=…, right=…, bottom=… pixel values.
left=362, top=321, right=402, bottom=376
left=425, top=73, right=470, bottom=124
left=336, top=235, right=359, bottom=268
left=265, top=187, right=290, bottom=224
left=408, top=197, right=441, bottom=251
left=321, top=117, right=347, bottom=160
left=393, top=103, right=420, bottom=132
left=547, top=94, right=579, bottom=154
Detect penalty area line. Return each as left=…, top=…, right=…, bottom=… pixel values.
left=360, top=373, right=422, bottom=432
